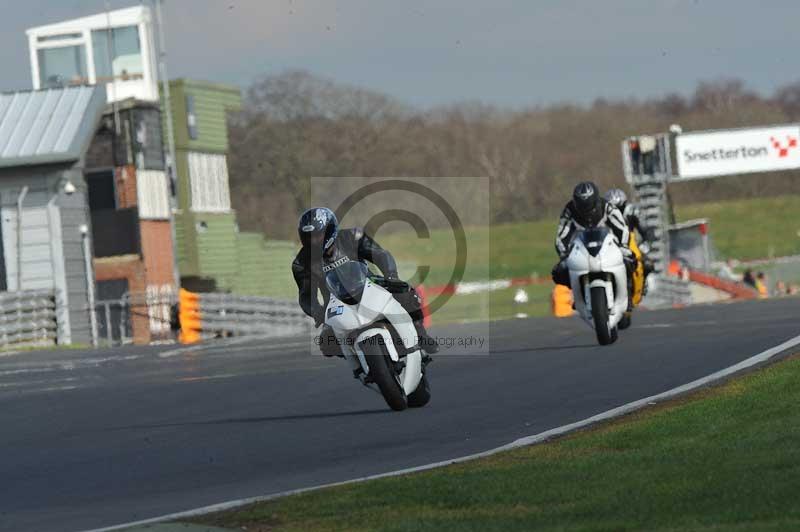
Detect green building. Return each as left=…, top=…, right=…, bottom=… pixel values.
left=163, top=79, right=297, bottom=296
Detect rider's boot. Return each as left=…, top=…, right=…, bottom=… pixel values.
left=641, top=257, right=655, bottom=296
left=413, top=320, right=438, bottom=357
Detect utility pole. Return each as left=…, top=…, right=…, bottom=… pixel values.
left=152, top=0, right=182, bottom=295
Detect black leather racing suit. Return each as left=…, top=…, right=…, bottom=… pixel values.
left=552, top=199, right=632, bottom=286
left=291, top=228, right=426, bottom=355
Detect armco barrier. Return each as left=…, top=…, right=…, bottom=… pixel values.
left=688, top=270, right=758, bottom=300
left=641, top=274, right=693, bottom=309
left=179, top=290, right=312, bottom=344
left=0, top=289, right=58, bottom=348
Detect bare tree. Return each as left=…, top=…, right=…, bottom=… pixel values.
left=227, top=71, right=800, bottom=239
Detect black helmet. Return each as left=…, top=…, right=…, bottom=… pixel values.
left=572, top=182, right=603, bottom=227
left=298, top=207, right=338, bottom=252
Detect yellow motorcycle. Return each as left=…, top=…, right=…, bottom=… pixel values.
left=619, top=233, right=645, bottom=330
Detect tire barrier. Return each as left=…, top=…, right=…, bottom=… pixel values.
left=0, top=290, right=57, bottom=349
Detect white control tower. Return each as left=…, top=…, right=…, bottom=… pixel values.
left=26, top=5, right=160, bottom=104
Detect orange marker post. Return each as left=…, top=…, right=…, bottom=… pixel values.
left=178, top=288, right=202, bottom=344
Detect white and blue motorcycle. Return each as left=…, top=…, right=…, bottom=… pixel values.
left=566, top=227, right=629, bottom=345
left=324, top=261, right=431, bottom=411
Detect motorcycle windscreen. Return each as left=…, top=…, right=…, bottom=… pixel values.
left=325, top=261, right=369, bottom=304
left=579, top=227, right=610, bottom=257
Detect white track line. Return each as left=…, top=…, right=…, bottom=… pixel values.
left=83, top=332, right=800, bottom=532
left=158, top=337, right=309, bottom=358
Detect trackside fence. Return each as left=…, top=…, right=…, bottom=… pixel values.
left=643, top=275, right=693, bottom=309
left=0, top=290, right=58, bottom=349
left=179, top=289, right=312, bottom=344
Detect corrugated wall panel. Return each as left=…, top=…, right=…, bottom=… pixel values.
left=58, top=189, right=92, bottom=345
left=194, top=212, right=238, bottom=286
left=137, top=170, right=170, bottom=219
left=174, top=210, right=198, bottom=277
left=163, top=80, right=242, bottom=154
left=1, top=188, right=54, bottom=291
left=231, top=232, right=270, bottom=296
left=232, top=235, right=298, bottom=299
left=0, top=167, right=77, bottom=342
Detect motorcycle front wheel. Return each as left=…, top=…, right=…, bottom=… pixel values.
left=362, top=340, right=408, bottom=411
left=590, top=286, right=618, bottom=345
left=407, top=374, right=431, bottom=408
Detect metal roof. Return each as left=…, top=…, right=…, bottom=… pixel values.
left=0, top=85, right=107, bottom=169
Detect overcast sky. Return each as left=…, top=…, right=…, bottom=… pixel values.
left=2, top=0, right=798, bottom=108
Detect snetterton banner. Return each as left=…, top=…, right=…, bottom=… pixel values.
left=675, top=125, right=800, bottom=179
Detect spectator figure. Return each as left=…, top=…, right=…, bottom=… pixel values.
left=775, top=281, right=787, bottom=297
left=742, top=269, right=756, bottom=289
left=639, top=135, right=657, bottom=175
left=629, top=138, right=641, bottom=174
left=789, top=284, right=800, bottom=295
left=755, top=272, right=768, bottom=298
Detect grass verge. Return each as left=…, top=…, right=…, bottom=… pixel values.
left=428, top=284, right=553, bottom=325
left=676, top=194, right=800, bottom=261
left=189, top=354, right=800, bottom=532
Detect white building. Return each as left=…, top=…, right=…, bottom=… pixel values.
left=26, top=6, right=159, bottom=103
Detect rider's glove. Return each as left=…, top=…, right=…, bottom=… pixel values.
left=621, top=248, right=637, bottom=271
left=313, top=308, right=325, bottom=328
left=318, top=325, right=343, bottom=357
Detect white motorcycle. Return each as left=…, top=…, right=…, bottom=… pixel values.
left=566, top=227, right=629, bottom=345
left=323, top=261, right=431, bottom=411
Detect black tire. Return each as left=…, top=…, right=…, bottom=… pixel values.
left=618, top=312, right=632, bottom=330
left=590, top=286, right=616, bottom=346
left=362, top=340, right=407, bottom=411
left=407, top=374, right=431, bottom=408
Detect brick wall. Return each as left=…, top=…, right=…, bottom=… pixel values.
left=140, top=220, right=176, bottom=341
left=92, top=165, right=177, bottom=344
left=141, top=220, right=176, bottom=286
left=115, top=165, right=138, bottom=209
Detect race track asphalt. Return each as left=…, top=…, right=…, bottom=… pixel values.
left=1, top=297, right=798, bottom=531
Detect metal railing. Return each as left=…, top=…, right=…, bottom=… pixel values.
left=197, top=293, right=312, bottom=339
left=643, top=275, right=693, bottom=309
left=93, top=290, right=178, bottom=347
left=0, top=290, right=57, bottom=349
